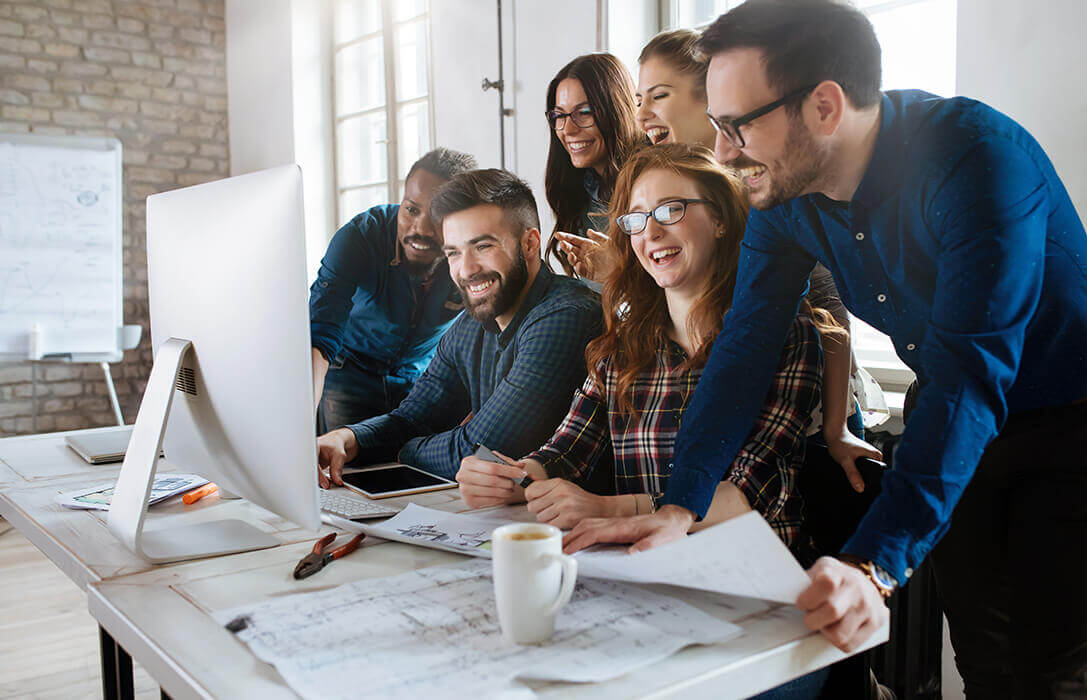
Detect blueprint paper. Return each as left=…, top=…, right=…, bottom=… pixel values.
left=350, top=505, right=811, bottom=604
left=576, top=511, right=812, bottom=604
left=213, top=559, right=741, bottom=700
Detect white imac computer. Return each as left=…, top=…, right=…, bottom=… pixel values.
left=107, top=165, right=322, bottom=563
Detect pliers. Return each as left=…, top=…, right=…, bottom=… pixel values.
left=293, top=532, right=365, bottom=580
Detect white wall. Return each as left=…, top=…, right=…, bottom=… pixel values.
left=957, top=0, right=1087, bottom=223
left=226, top=0, right=336, bottom=282
left=506, top=0, right=601, bottom=241
left=225, top=0, right=295, bottom=172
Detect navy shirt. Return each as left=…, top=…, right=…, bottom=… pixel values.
left=309, top=205, right=463, bottom=380
left=664, top=90, right=1087, bottom=583
left=348, top=266, right=604, bottom=479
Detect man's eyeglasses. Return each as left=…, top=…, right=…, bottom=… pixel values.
left=616, top=199, right=711, bottom=235
left=707, top=84, right=817, bottom=149
left=546, top=104, right=595, bottom=131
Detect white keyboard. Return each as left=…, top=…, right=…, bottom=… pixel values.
left=319, top=490, right=400, bottom=520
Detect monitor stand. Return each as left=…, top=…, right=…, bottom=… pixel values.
left=107, top=337, right=278, bottom=563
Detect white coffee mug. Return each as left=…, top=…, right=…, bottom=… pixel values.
left=492, top=523, right=578, bottom=644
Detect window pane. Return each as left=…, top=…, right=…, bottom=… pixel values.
left=674, top=0, right=730, bottom=28
left=334, top=0, right=381, bottom=43
left=335, top=38, right=385, bottom=115
left=868, top=0, right=956, bottom=96
left=394, top=19, right=428, bottom=102
left=337, top=112, right=387, bottom=186
left=394, top=0, right=426, bottom=22
left=340, top=185, right=389, bottom=224
left=397, top=100, right=430, bottom=180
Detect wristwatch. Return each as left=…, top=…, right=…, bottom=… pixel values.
left=841, top=556, right=898, bottom=600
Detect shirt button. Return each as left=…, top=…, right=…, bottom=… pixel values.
left=905, top=567, right=914, bottom=578
left=855, top=232, right=865, bottom=241
left=876, top=294, right=887, bottom=303
left=320, top=281, right=328, bottom=287
left=906, top=343, right=916, bottom=351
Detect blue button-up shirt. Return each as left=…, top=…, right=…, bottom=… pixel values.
left=348, top=265, right=603, bottom=479
left=664, top=90, right=1087, bottom=584
left=309, top=204, right=463, bottom=380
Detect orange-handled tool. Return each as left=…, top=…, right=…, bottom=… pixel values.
left=182, top=482, right=218, bottom=505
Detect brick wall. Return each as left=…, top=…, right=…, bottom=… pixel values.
left=0, top=0, right=228, bottom=435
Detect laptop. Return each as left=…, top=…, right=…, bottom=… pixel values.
left=65, top=429, right=136, bottom=464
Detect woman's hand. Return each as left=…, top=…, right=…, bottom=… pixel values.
left=554, top=229, right=612, bottom=282
left=562, top=505, right=696, bottom=554
left=525, top=478, right=617, bottom=529
left=824, top=427, right=883, bottom=492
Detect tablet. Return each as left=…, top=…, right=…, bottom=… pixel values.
left=341, top=465, right=458, bottom=499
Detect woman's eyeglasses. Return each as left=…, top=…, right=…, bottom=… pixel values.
left=546, top=104, right=595, bottom=131
left=616, top=199, right=711, bottom=235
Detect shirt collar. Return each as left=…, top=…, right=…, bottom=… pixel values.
left=851, top=93, right=904, bottom=209
left=484, top=264, right=556, bottom=347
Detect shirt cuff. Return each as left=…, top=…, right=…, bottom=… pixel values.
left=397, top=436, right=423, bottom=465
left=840, top=507, right=928, bottom=586
left=660, top=464, right=719, bottom=520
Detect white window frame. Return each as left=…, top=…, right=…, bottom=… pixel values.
left=331, top=0, right=436, bottom=224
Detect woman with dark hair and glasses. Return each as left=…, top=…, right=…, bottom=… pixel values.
left=543, top=52, right=647, bottom=277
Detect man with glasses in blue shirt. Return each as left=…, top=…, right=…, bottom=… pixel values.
left=564, top=2, right=1087, bottom=696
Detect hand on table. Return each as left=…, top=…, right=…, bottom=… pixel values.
left=316, top=428, right=358, bottom=488
left=561, top=505, right=695, bottom=554
left=796, top=556, right=888, bottom=652
left=455, top=451, right=529, bottom=509
left=524, top=479, right=614, bottom=529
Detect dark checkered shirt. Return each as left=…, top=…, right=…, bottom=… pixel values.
left=347, top=266, right=603, bottom=479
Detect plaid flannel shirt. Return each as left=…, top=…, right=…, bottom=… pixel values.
left=527, top=314, right=822, bottom=551
left=347, top=266, right=603, bottom=479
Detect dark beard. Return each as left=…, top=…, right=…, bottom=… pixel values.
left=460, top=247, right=529, bottom=325
left=754, top=112, right=827, bottom=211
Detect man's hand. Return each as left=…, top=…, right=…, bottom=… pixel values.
left=824, top=428, right=883, bottom=492
left=562, top=505, right=696, bottom=554
left=316, top=428, right=358, bottom=488
left=555, top=229, right=611, bottom=282
left=796, top=557, right=888, bottom=652
left=455, top=454, right=529, bottom=509
left=525, top=479, right=614, bottom=529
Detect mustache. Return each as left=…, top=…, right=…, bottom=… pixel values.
left=726, top=155, right=765, bottom=171
left=458, top=272, right=500, bottom=287
left=404, top=234, right=439, bottom=249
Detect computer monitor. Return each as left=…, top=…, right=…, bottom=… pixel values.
left=108, top=165, right=322, bottom=563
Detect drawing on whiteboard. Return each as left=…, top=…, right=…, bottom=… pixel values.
left=0, top=137, right=122, bottom=357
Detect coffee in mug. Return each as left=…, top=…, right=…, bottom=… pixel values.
left=491, top=523, right=577, bottom=644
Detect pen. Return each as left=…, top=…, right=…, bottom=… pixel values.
left=182, top=482, right=218, bottom=505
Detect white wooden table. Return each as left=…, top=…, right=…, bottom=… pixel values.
left=2, top=428, right=885, bottom=699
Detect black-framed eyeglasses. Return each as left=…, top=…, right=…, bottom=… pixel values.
left=707, top=84, right=817, bottom=149
left=546, top=104, right=595, bottom=131
left=616, top=199, right=711, bottom=235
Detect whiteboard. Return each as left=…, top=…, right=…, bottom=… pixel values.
left=0, top=133, right=124, bottom=362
